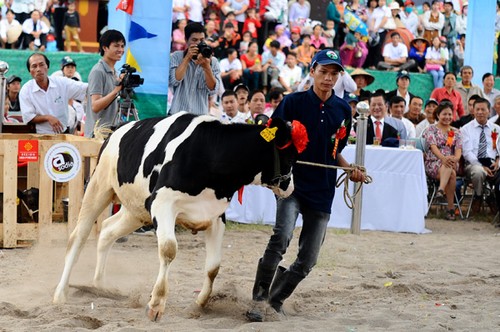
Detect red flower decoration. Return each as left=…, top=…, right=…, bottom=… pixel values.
left=332, top=121, right=347, bottom=159
left=446, top=129, right=455, bottom=147
left=291, top=120, right=309, bottom=154
left=492, top=129, right=498, bottom=150
left=336, top=125, right=347, bottom=141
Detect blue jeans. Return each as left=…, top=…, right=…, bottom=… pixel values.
left=243, top=69, right=261, bottom=92
left=429, top=69, right=444, bottom=88
left=261, top=194, right=330, bottom=278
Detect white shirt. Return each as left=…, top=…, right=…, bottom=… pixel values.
left=219, top=57, right=242, bottom=73
left=0, top=18, right=21, bottom=40
left=416, top=119, right=432, bottom=138
left=401, top=12, right=419, bottom=36
left=20, top=76, right=88, bottom=134
left=333, top=72, right=357, bottom=98
left=22, top=18, right=49, bottom=34
left=220, top=111, right=246, bottom=124
left=172, top=0, right=188, bottom=22
left=461, top=119, right=500, bottom=166
left=401, top=117, right=416, bottom=138
left=456, top=14, right=467, bottom=35
left=489, top=114, right=499, bottom=124
left=382, top=42, right=408, bottom=60
left=51, top=70, right=83, bottom=82
left=423, top=11, right=444, bottom=32
left=425, top=46, right=446, bottom=66
left=262, top=50, right=286, bottom=68
left=187, top=0, right=204, bottom=23
left=34, top=0, right=49, bottom=12
left=371, top=7, right=389, bottom=33
left=297, top=72, right=356, bottom=97
left=396, top=90, right=410, bottom=113
left=10, top=0, right=35, bottom=14
left=483, top=88, right=500, bottom=117
left=278, top=64, right=302, bottom=89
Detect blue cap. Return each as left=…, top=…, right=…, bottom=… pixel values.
left=61, top=56, right=76, bottom=68
left=396, top=70, right=410, bottom=81
left=344, top=93, right=358, bottom=104
left=311, top=49, right=344, bottom=71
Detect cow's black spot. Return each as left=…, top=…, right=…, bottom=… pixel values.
left=153, top=121, right=272, bottom=200
left=117, top=118, right=164, bottom=185
left=145, top=191, right=156, bottom=214
left=143, top=113, right=196, bottom=180
left=149, top=170, right=159, bottom=193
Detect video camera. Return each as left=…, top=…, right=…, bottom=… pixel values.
left=120, top=64, right=144, bottom=90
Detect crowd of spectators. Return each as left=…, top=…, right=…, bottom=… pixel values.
left=167, top=0, right=500, bottom=223
left=0, top=0, right=82, bottom=52
left=167, top=0, right=477, bottom=102
left=3, top=1, right=500, bottom=225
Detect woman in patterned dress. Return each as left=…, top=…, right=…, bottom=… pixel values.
left=423, top=101, right=462, bottom=220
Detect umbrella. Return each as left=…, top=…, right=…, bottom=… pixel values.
left=344, top=11, right=368, bottom=37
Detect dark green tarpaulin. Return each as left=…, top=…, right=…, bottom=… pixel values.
left=2, top=49, right=498, bottom=119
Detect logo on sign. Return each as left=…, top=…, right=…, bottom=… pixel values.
left=44, top=143, right=81, bottom=182
left=18, top=140, right=39, bottom=162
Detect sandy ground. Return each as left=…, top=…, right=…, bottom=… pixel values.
left=1, top=218, right=500, bottom=332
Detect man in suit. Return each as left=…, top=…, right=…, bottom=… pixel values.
left=363, top=90, right=403, bottom=145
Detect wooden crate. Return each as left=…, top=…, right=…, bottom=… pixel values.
left=0, top=134, right=107, bottom=248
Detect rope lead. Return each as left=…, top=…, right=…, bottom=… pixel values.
left=295, top=160, right=373, bottom=209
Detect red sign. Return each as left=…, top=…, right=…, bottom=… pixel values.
left=18, top=140, right=39, bottom=162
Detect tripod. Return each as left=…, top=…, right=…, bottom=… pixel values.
left=112, top=88, right=139, bottom=128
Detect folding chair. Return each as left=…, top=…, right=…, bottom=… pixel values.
left=426, top=178, right=464, bottom=219
left=463, top=178, right=495, bottom=219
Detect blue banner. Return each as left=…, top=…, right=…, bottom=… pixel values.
left=464, top=0, right=496, bottom=86
left=108, top=0, right=172, bottom=96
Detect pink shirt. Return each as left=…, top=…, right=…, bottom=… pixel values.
left=311, top=35, right=327, bottom=49
left=430, top=87, right=465, bottom=120
left=172, top=29, right=186, bottom=51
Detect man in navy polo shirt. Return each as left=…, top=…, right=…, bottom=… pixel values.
left=247, top=49, right=365, bottom=322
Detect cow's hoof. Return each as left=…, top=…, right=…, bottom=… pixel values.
left=182, top=302, right=204, bottom=319
left=53, top=290, right=67, bottom=304
left=145, top=305, right=163, bottom=322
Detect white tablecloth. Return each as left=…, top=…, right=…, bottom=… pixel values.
left=226, top=145, right=428, bottom=233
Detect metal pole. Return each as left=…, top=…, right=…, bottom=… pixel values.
left=350, top=101, right=369, bottom=235
left=0, top=61, right=10, bottom=134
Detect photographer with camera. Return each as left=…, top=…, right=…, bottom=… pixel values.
left=85, top=29, right=126, bottom=138
left=169, top=22, right=222, bottom=115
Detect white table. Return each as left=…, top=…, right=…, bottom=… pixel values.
left=225, top=145, right=428, bottom=233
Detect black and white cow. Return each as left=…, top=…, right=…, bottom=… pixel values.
left=53, top=112, right=307, bottom=321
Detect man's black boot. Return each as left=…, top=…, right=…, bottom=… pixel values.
left=246, top=259, right=276, bottom=322
left=268, top=266, right=304, bottom=315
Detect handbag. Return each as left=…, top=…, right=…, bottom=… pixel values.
left=355, top=47, right=363, bottom=58
left=425, top=63, right=442, bottom=71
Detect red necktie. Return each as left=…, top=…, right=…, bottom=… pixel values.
left=375, top=120, right=382, bottom=141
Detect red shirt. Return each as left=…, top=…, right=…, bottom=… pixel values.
left=243, top=18, right=262, bottom=38
left=249, top=0, right=270, bottom=19
left=241, top=53, right=262, bottom=67
left=430, top=87, right=465, bottom=120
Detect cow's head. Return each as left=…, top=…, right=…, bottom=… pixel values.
left=257, top=116, right=308, bottom=197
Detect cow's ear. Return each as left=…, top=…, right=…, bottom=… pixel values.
left=255, top=114, right=270, bottom=126
left=269, top=117, right=291, bottom=144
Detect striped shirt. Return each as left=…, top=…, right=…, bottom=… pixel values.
left=168, top=51, right=221, bottom=116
